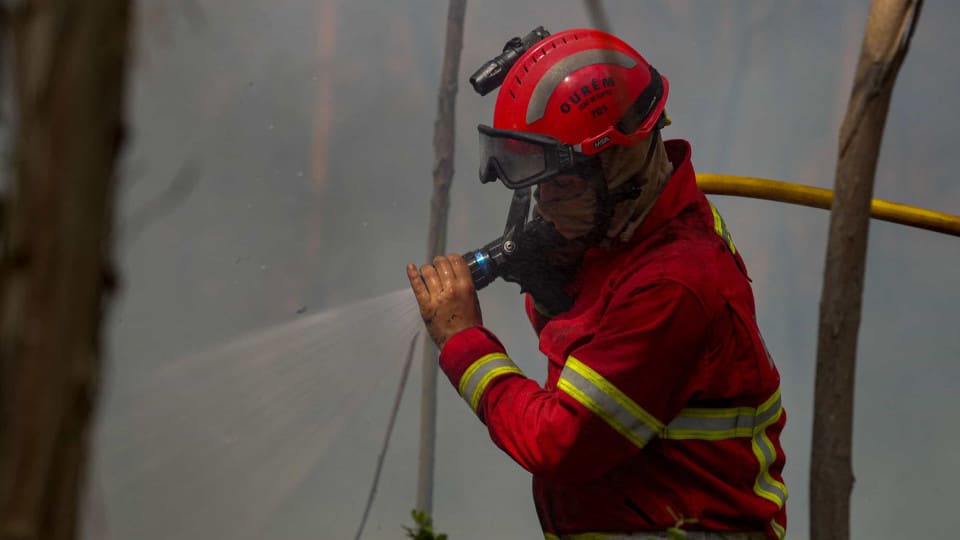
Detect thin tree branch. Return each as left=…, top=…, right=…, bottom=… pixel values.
left=417, top=0, right=466, bottom=516
left=583, top=0, right=612, bottom=33
left=354, top=331, right=419, bottom=540
left=118, top=158, right=201, bottom=247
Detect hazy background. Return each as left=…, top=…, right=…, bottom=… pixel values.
left=90, top=1, right=959, bottom=539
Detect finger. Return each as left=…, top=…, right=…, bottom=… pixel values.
left=443, top=253, right=462, bottom=280
left=406, top=263, right=430, bottom=304
left=420, top=263, right=442, bottom=295
left=448, top=254, right=474, bottom=291
left=433, top=256, right=456, bottom=290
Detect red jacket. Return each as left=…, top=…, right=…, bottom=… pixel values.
left=440, top=140, right=787, bottom=539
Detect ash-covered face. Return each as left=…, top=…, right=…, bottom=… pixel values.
left=533, top=174, right=598, bottom=240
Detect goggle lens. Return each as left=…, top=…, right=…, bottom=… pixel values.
left=479, top=131, right=548, bottom=187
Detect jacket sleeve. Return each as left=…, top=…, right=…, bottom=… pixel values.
left=439, top=280, right=711, bottom=482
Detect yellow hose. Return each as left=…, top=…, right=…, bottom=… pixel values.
left=696, top=174, right=960, bottom=238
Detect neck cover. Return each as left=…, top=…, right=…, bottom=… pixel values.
left=599, top=131, right=673, bottom=243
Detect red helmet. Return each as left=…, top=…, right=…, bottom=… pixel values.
left=493, top=28, right=668, bottom=156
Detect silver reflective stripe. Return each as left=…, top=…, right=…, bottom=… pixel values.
left=755, top=471, right=787, bottom=509
left=664, top=394, right=783, bottom=440
left=552, top=361, right=787, bottom=532
left=665, top=389, right=787, bottom=509
left=751, top=391, right=788, bottom=509
left=525, top=49, right=638, bottom=124
left=664, top=409, right=755, bottom=440
left=770, top=520, right=786, bottom=540
left=557, top=357, right=661, bottom=448
left=756, top=394, right=782, bottom=426
left=457, top=353, right=524, bottom=412
left=752, top=407, right=788, bottom=508
left=683, top=534, right=766, bottom=540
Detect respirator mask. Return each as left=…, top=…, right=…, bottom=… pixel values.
left=462, top=143, right=643, bottom=315
left=462, top=186, right=583, bottom=316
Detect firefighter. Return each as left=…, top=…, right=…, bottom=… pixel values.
left=406, top=28, right=787, bottom=540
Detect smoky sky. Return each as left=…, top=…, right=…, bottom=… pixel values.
left=93, top=1, right=959, bottom=539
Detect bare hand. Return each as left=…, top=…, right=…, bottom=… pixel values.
left=406, top=254, right=483, bottom=349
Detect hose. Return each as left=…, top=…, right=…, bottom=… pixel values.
left=696, top=174, right=960, bottom=238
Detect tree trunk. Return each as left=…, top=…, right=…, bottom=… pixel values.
left=417, top=0, right=466, bottom=516
left=583, top=0, right=611, bottom=33
left=0, top=1, right=132, bottom=538
left=810, top=2, right=922, bottom=540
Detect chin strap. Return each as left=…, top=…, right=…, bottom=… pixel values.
left=607, top=179, right=645, bottom=205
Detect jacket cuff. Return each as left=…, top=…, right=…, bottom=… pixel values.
left=439, top=326, right=506, bottom=385
left=440, top=326, right=525, bottom=414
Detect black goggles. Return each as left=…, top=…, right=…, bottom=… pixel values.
left=478, top=125, right=591, bottom=189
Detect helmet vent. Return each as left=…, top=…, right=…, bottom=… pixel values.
left=515, top=75, right=522, bottom=85
left=509, top=89, right=516, bottom=99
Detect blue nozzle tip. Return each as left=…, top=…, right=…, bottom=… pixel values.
left=474, top=250, right=488, bottom=269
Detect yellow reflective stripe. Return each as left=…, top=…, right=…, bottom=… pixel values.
left=757, top=388, right=781, bottom=414
left=664, top=389, right=782, bottom=440
left=711, top=202, right=725, bottom=237
left=673, top=406, right=758, bottom=418
left=557, top=357, right=788, bottom=512
left=663, top=424, right=755, bottom=441
left=756, top=390, right=788, bottom=507
left=557, top=378, right=650, bottom=449
left=469, top=365, right=523, bottom=412
left=770, top=519, right=786, bottom=540
left=751, top=406, right=788, bottom=508
left=544, top=533, right=616, bottom=540
left=566, top=357, right=665, bottom=432
left=457, top=353, right=523, bottom=413
left=664, top=406, right=755, bottom=440
left=660, top=387, right=789, bottom=511
left=709, top=201, right=738, bottom=254
left=558, top=356, right=664, bottom=448
left=457, top=353, right=508, bottom=396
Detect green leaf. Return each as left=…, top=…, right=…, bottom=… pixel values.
left=403, top=509, right=449, bottom=540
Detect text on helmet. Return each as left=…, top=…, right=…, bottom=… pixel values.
left=559, top=77, right=616, bottom=114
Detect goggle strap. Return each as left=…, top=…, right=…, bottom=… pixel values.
left=557, top=146, right=574, bottom=170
